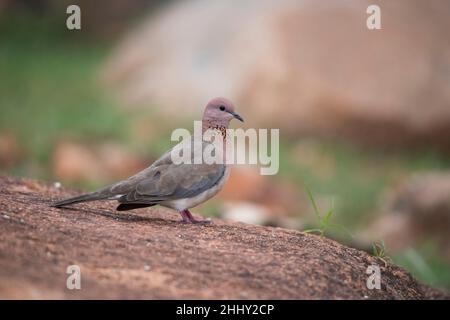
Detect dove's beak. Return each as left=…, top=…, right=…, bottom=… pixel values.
left=229, top=111, right=244, bottom=122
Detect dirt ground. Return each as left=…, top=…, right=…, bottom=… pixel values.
left=0, top=176, right=447, bottom=299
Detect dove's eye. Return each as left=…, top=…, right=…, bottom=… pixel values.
left=219, top=105, right=225, bottom=111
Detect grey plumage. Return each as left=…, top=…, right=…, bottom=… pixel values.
left=53, top=138, right=225, bottom=210
left=52, top=192, right=108, bottom=207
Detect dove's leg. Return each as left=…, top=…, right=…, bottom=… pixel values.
left=179, top=209, right=211, bottom=224
left=179, top=210, right=192, bottom=223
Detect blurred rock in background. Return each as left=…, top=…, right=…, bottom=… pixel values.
left=103, top=0, right=450, bottom=149
left=362, top=173, right=450, bottom=260
left=52, top=140, right=148, bottom=184
left=218, top=166, right=306, bottom=228
left=221, top=201, right=302, bottom=229
left=0, top=133, right=22, bottom=170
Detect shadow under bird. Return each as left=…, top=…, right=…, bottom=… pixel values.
left=52, top=97, right=244, bottom=224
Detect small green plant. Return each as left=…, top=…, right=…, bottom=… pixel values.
left=303, top=185, right=352, bottom=238
left=372, top=240, right=391, bottom=266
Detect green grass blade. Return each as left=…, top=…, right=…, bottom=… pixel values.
left=323, top=208, right=334, bottom=225
left=303, top=228, right=323, bottom=234
left=304, top=184, right=321, bottom=219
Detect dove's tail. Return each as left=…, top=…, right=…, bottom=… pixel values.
left=52, top=192, right=108, bottom=208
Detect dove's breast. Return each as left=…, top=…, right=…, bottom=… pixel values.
left=162, top=166, right=231, bottom=211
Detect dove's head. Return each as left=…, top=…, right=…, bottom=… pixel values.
left=202, top=97, right=243, bottom=132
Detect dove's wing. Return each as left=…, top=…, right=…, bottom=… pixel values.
left=98, top=137, right=226, bottom=205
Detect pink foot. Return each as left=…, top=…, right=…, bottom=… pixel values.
left=179, top=209, right=211, bottom=224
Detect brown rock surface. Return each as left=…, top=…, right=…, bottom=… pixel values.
left=0, top=176, right=447, bottom=299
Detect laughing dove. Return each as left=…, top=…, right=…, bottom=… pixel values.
left=53, top=97, right=244, bottom=224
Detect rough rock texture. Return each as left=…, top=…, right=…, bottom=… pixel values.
left=0, top=176, right=447, bottom=299
left=103, top=0, right=450, bottom=149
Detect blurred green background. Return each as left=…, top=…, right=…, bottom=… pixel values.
left=0, top=0, right=449, bottom=291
